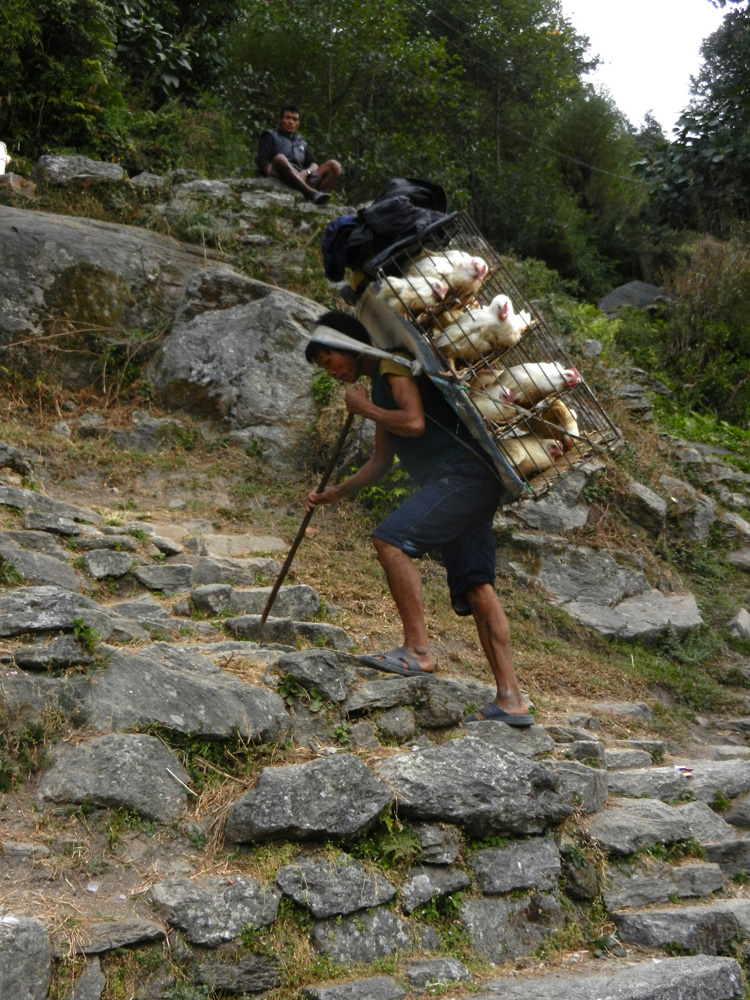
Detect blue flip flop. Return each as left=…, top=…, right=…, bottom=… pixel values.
left=464, top=702, right=535, bottom=727
left=357, top=646, right=434, bottom=677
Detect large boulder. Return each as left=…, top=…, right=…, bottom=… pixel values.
left=147, top=290, right=326, bottom=466
left=0, top=206, right=277, bottom=376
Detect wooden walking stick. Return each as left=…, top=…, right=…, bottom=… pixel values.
left=259, top=412, right=355, bottom=627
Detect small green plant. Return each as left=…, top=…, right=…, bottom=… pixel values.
left=106, top=807, right=150, bottom=850
left=125, top=527, right=150, bottom=544
left=662, top=941, right=697, bottom=957
left=648, top=837, right=706, bottom=863
left=712, top=787, right=732, bottom=812
left=356, top=463, right=414, bottom=521
left=0, top=556, right=23, bottom=586
left=330, top=723, right=353, bottom=748
left=244, top=439, right=263, bottom=458
left=277, top=674, right=327, bottom=713
left=0, top=717, right=59, bottom=792
left=311, top=370, right=337, bottom=405
left=350, top=812, right=422, bottom=868
left=72, top=616, right=102, bottom=652
left=163, top=984, right=212, bottom=1000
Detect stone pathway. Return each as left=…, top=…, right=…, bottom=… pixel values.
left=2, top=490, right=750, bottom=999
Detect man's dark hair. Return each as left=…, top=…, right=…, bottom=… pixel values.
left=305, top=311, right=371, bottom=363
left=280, top=104, right=301, bottom=118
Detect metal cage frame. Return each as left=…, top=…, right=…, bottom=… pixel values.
left=355, top=211, right=623, bottom=502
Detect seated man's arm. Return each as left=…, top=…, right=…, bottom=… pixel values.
left=256, top=132, right=276, bottom=174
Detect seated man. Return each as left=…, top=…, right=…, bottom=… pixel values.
left=257, top=104, right=341, bottom=205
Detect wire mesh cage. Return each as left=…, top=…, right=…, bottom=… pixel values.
left=355, top=211, right=623, bottom=502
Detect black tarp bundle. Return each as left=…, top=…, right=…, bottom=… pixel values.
left=321, top=177, right=448, bottom=282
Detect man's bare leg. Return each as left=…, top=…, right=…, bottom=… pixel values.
left=315, top=160, right=341, bottom=192
left=372, top=536, right=437, bottom=672
left=466, top=582, right=530, bottom=717
left=267, top=154, right=319, bottom=198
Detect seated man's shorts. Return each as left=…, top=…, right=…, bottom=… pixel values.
left=371, top=458, right=505, bottom=616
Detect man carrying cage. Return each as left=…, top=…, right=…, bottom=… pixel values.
left=303, top=310, right=534, bottom=726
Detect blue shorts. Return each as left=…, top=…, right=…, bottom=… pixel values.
left=371, top=458, right=504, bottom=616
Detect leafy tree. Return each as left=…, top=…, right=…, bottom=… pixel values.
left=0, top=0, right=117, bottom=159
left=635, top=6, right=750, bottom=234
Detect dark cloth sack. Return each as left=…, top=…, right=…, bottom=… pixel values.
left=320, top=178, right=448, bottom=282
left=321, top=214, right=357, bottom=281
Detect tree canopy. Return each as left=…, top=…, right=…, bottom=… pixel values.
left=635, top=3, right=750, bottom=235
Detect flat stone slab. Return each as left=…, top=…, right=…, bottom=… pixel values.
left=178, top=554, right=281, bottom=587
left=150, top=875, right=280, bottom=945
left=201, top=533, right=287, bottom=557
left=7, top=634, right=94, bottom=670
left=301, top=976, right=405, bottom=1000
left=0, top=485, right=101, bottom=524
left=459, top=893, right=564, bottom=962
left=603, top=859, right=724, bottom=910
left=482, top=955, right=744, bottom=999
left=190, top=949, right=281, bottom=994
left=0, top=540, right=84, bottom=592
left=224, top=614, right=297, bottom=645
left=83, top=643, right=290, bottom=742
left=540, top=760, right=609, bottom=814
left=133, top=563, right=194, bottom=595
left=399, top=865, right=471, bottom=913
left=374, top=737, right=570, bottom=837
left=275, top=853, right=396, bottom=918
left=613, top=898, right=750, bottom=955
left=705, top=838, right=750, bottom=877
left=472, top=838, right=561, bottom=894
left=402, top=958, right=472, bottom=990
left=37, top=732, right=190, bottom=823
left=81, top=548, right=135, bottom=579
left=564, top=590, right=703, bottom=644
left=465, top=718, right=554, bottom=756
left=682, top=759, right=750, bottom=803
left=0, top=914, right=51, bottom=1000
left=413, top=822, right=461, bottom=865
left=275, top=649, right=357, bottom=703
left=583, top=797, right=692, bottom=855
left=605, top=748, right=653, bottom=770
left=53, top=919, right=165, bottom=957
left=606, top=766, right=689, bottom=801
left=0, top=585, right=146, bottom=642
left=225, top=753, right=393, bottom=844
left=310, top=907, right=414, bottom=966
left=676, top=801, right=737, bottom=845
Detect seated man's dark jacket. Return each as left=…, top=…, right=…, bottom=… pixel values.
left=257, top=128, right=314, bottom=175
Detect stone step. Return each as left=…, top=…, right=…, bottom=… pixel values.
left=606, top=760, right=750, bottom=804
left=613, top=898, right=750, bottom=955
left=480, top=955, right=744, bottom=999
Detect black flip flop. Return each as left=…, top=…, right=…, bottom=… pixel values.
left=464, top=702, right=535, bottom=727
left=357, top=646, right=433, bottom=677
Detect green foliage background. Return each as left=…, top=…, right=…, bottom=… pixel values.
left=3, top=0, right=750, bottom=424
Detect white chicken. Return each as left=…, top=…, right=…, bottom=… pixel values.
left=496, top=362, right=581, bottom=406
left=523, top=399, right=580, bottom=451
left=406, top=252, right=488, bottom=299
left=433, top=294, right=531, bottom=364
left=500, top=435, right=563, bottom=477
left=377, top=275, right=448, bottom=315
left=468, top=379, right=516, bottom=423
